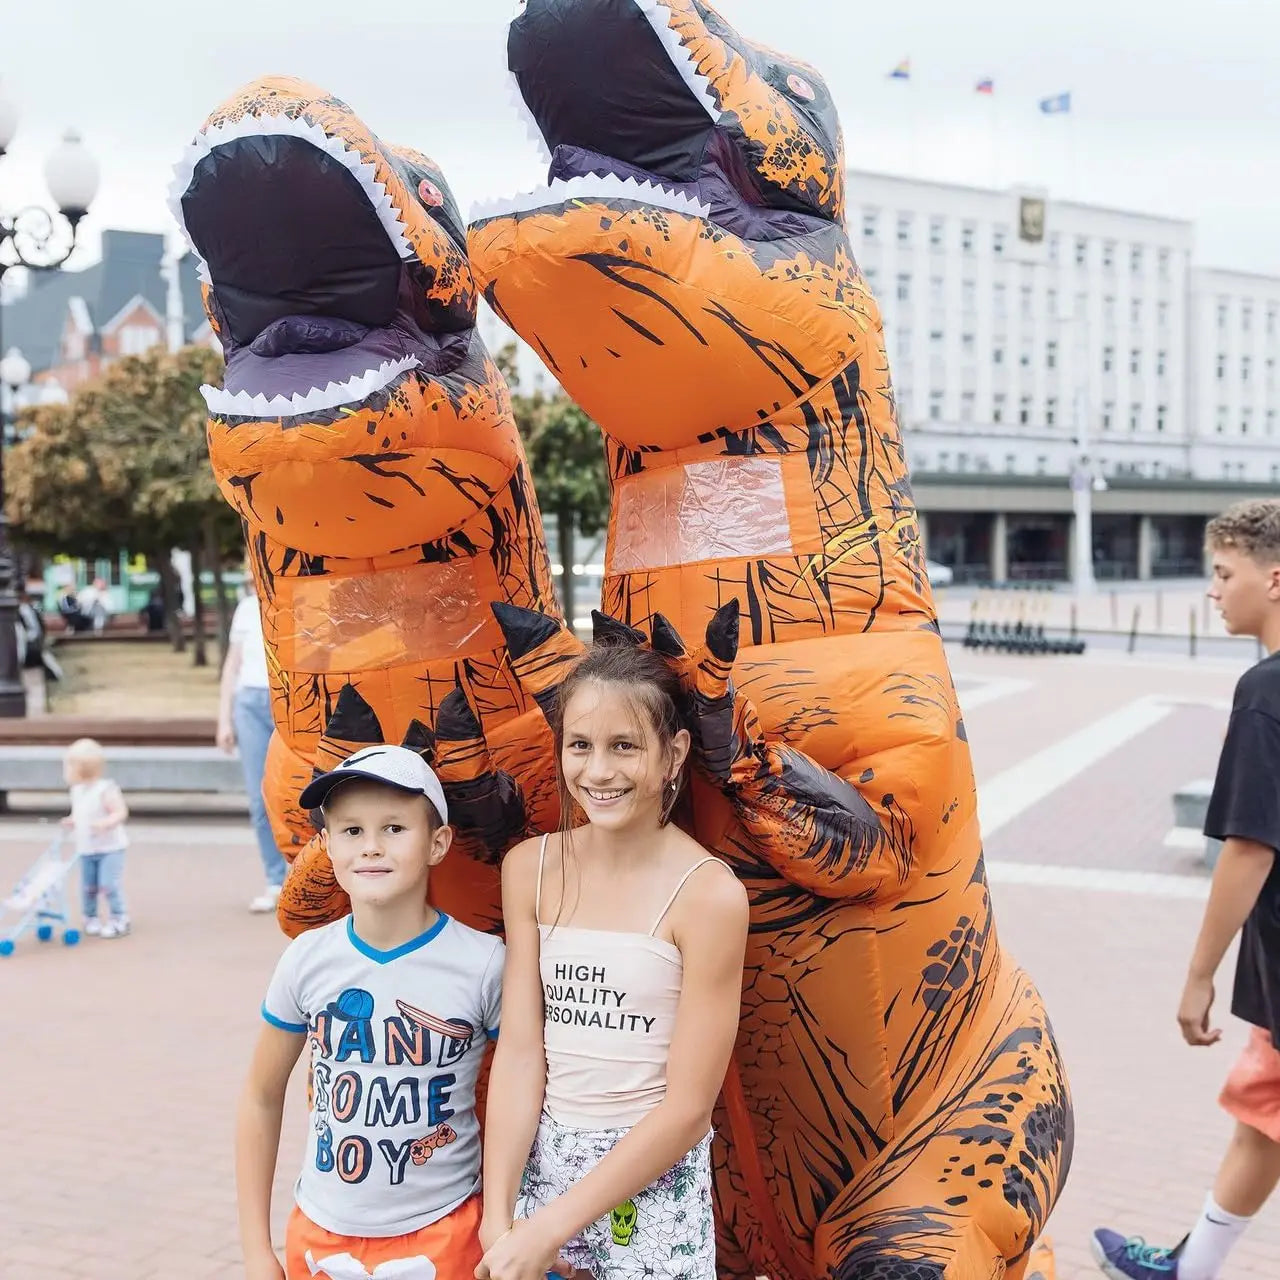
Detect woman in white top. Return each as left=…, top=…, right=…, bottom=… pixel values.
left=217, top=573, right=288, bottom=912
left=478, top=639, right=749, bottom=1280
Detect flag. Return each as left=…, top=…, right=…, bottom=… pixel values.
left=1039, top=92, right=1071, bottom=114
left=888, top=58, right=911, bottom=80
left=975, top=78, right=994, bottom=94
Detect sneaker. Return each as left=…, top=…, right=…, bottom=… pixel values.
left=1091, top=1228, right=1184, bottom=1278
left=100, top=917, right=131, bottom=939
left=84, top=917, right=102, bottom=937
left=249, top=884, right=283, bottom=914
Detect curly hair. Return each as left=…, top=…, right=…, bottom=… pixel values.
left=1205, top=499, right=1280, bottom=563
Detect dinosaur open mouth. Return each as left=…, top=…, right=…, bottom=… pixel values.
left=170, top=116, right=438, bottom=420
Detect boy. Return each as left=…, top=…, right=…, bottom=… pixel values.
left=236, top=744, right=504, bottom=1280
left=62, top=737, right=130, bottom=938
left=1092, top=498, right=1280, bottom=1279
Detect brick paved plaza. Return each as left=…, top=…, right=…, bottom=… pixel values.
left=2, top=644, right=1279, bottom=1278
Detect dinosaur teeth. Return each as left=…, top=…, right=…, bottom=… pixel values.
left=200, top=354, right=421, bottom=420
left=630, top=0, right=721, bottom=123
left=469, top=172, right=711, bottom=224
left=168, top=112, right=415, bottom=280
left=506, top=69, right=552, bottom=164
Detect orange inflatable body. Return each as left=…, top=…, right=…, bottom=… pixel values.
left=168, top=77, right=564, bottom=931
left=466, top=2, right=1072, bottom=1276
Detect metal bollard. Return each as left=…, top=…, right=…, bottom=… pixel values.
left=1128, top=605, right=1140, bottom=654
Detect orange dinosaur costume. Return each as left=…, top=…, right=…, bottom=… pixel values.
left=168, top=77, right=562, bottom=928
left=464, top=1, right=1072, bottom=1277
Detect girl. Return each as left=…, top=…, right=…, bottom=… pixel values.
left=477, top=641, right=749, bottom=1280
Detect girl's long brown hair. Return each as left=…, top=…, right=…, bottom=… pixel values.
left=543, top=640, right=690, bottom=928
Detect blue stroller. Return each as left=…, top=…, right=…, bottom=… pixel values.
left=0, top=833, right=82, bottom=955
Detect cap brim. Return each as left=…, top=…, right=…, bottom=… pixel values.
left=298, top=769, right=425, bottom=812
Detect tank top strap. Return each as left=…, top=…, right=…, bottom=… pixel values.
left=648, top=857, right=723, bottom=936
left=535, top=833, right=550, bottom=927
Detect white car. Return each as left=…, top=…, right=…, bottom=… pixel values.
left=926, top=559, right=954, bottom=587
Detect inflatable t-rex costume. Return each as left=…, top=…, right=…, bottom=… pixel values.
left=168, top=76, right=562, bottom=928
left=463, top=2, right=1073, bottom=1277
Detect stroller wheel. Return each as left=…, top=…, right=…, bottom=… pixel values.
left=36, top=924, right=53, bottom=942
left=63, top=929, right=81, bottom=946
left=0, top=939, right=14, bottom=956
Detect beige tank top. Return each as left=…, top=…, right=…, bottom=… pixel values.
left=536, top=833, right=722, bottom=1130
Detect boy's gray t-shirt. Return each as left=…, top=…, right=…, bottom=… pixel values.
left=263, top=913, right=504, bottom=1236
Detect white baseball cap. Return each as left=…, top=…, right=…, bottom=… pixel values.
left=299, top=744, right=448, bottom=825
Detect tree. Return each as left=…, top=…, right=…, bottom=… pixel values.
left=498, top=344, right=610, bottom=628
left=7, top=345, right=243, bottom=662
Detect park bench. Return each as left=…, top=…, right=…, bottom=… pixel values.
left=1164, top=778, right=1221, bottom=870
left=0, top=715, right=241, bottom=811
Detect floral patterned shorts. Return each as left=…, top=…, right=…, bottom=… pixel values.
left=515, top=1112, right=715, bottom=1279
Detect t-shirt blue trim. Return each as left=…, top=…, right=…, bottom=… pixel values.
left=261, top=1002, right=307, bottom=1033
left=485, top=1028, right=499, bottom=1040
left=346, top=912, right=450, bottom=964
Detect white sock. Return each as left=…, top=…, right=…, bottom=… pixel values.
left=1178, top=1193, right=1251, bottom=1280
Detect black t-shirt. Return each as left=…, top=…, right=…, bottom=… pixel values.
left=1205, top=651, right=1280, bottom=1046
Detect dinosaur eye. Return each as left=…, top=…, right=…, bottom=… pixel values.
left=787, top=73, right=815, bottom=102
left=418, top=178, right=444, bottom=208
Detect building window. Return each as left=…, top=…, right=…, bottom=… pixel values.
left=118, top=324, right=159, bottom=356
left=897, top=273, right=911, bottom=302
left=1047, top=287, right=1058, bottom=317
left=1046, top=396, right=1057, bottom=426
left=1020, top=346, right=1031, bottom=367
left=930, top=329, right=944, bottom=349
left=1156, top=349, right=1167, bottom=377
left=930, top=217, right=944, bottom=249
left=1158, top=300, right=1169, bottom=329
left=1243, top=408, right=1253, bottom=435
left=862, top=210, right=879, bottom=240
left=1104, top=295, right=1116, bottom=326
left=1102, top=346, right=1115, bottom=373
left=993, top=393, right=1006, bottom=423
left=1243, top=355, right=1252, bottom=382
left=897, top=329, right=912, bottom=358
left=1243, top=303, right=1253, bottom=332
left=1156, top=404, right=1167, bottom=432
left=1268, top=409, right=1276, bottom=435
left=1130, top=245, right=1143, bottom=274
left=993, top=283, right=1007, bottom=316
left=1130, top=298, right=1142, bottom=325
left=961, top=332, right=975, bottom=357
left=1102, top=240, right=1116, bottom=270
left=1046, top=340, right=1058, bottom=369
left=1216, top=406, right=1227, bottom=434
left=1130, top=349, right=1141, bottom=375
left=961, top=279, right=976, bottom=311
left=1268, top=307, right=1278, bottom=337
left=1217, top=353, right=1227, bottom=380
left=1036, top=455, right=1048, bottom=475
left=930, top=276, right=945, bottom=306
left=1075, top=236, right=1087, bottom=266
left=865, top=266, right=880, bottom=290
left=1269, top=357, right=1277, bottom=386
left=897, top=214, right=912, bottom=244
left=1217, top=299, right=1229, bottom=330
left=1020, top=395, right=1032, bottom=425
left=960, top=391, right=975, bottom=421
left=1158, top=248, right=1170, bottom=279
left=1102, top=401, right=1114, bottom=431
left=1005, top=453, right=1017, bottom=473
left=993, top=345, right=1004, bottom=365
left=993, top=227, right=1008, bottom=256
left=1129, top=402, right=1141, bottom=431
left=1048, top=233, right=1061, bottom=263
left=1020, top=285, right=1033, bottom=319
left=961, top=221, right=976, bottom=254
left=929, top=390, right=944, bottom=420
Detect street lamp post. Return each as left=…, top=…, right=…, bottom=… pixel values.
left=0, top=85, right=99, bottom=715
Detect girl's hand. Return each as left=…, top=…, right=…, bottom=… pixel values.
left=60, top=816, right=74, bottom=828
left=479, top=1214, right=512, bottom=1255
left=242, top=1246, right=285, bottom=1280
left=474, top=1217, right=564, bottom=1280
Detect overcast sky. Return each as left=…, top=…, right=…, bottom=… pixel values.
left=3, top=0, right=1280, bottom=278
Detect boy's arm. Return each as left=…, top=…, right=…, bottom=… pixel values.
left=1179, top=836, right=1276, bottom=1046
left=94, top=782, right=129, bottom=830
left=236, top=1022, right=306, bottom=1271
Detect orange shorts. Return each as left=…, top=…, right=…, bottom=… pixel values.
left=1219, top=1026, right=1280, bottom=1144
left=285, top=1194, right=483, bottom=1280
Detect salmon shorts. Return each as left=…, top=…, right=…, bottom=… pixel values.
left=286, top=1194, right=483, bottom=1280
left=1220, top=1026, right=1280, bottom=1144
